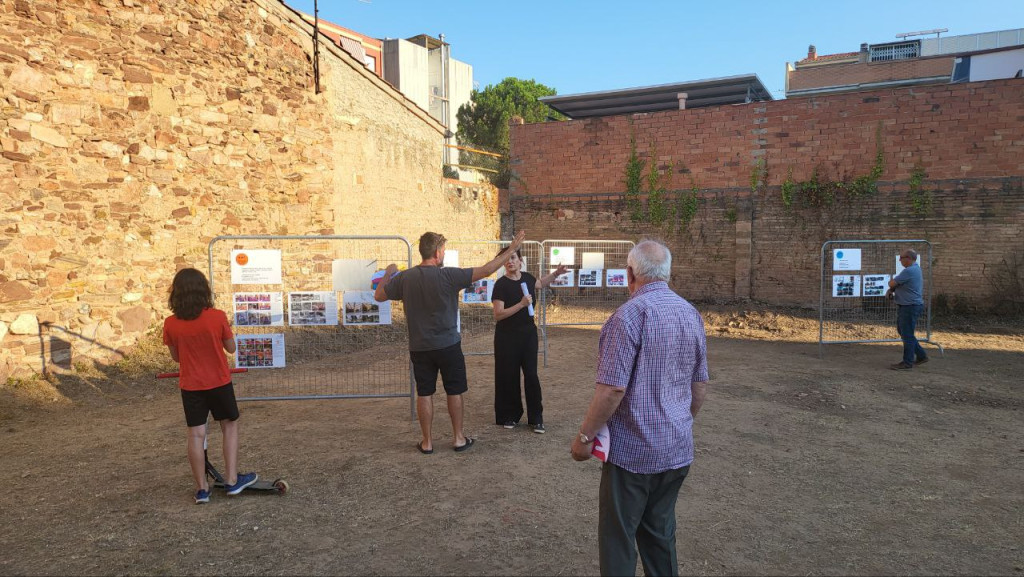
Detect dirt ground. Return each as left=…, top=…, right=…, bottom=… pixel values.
left=1, top=307, right=1022, bottom=576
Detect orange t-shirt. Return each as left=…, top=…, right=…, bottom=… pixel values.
left=162, top=308, right=234, bottom=391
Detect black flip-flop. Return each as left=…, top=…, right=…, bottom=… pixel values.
left=453, top=437, right=475, bottom=452
left=417, top=443, right=433, bottom=455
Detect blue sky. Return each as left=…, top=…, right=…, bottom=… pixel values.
left=283, top=0, right=1023, bottom=99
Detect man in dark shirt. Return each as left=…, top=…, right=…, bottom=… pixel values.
left=375, top=230, right=526, bottom=453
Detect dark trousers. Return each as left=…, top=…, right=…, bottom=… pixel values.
left=493, top=324, right=542, bottom=425
left=599, top=462, right=690, bottom=577
left=897, top=304, right=927, bottom=365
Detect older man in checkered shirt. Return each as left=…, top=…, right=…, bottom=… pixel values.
left=571, top=239, right=709, bottom=577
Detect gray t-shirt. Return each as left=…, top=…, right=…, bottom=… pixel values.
left=892, top=263, right=924, bottom=305
left=384, top=265, right=473, bottom=352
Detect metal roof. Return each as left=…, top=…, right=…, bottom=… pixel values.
left=539, top=74, right=773, bottom=119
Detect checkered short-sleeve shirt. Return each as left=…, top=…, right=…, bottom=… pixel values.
left=596, top=281, right=709, bottom=474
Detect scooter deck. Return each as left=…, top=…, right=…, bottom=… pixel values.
left=206, top=458, right=289, bottom=495
left=210, top=477, right=290, bottom=494
left=208, top=479, right=286, bottom=491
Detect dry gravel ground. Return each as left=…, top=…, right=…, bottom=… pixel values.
left=1, top=307, right=1022, bottom=576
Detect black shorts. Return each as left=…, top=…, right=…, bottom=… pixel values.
left=181, top=382, right=239, bottom=428
left=410, top=342, right=468, bottom=397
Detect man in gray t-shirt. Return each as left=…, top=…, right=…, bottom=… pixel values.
left=887, top=249, right=929, bottom=370
left=375, top=230, right=526, bottom=454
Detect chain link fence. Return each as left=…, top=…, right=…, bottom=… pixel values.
left=539, top=240, right=635, bottom=365
left=205, top=235, right=633, bottom=406
left=439, top=240, right=544, bottom=357
left=819, top=239, right=944, bottom=358
left=207, top=235, right=415, bottom=415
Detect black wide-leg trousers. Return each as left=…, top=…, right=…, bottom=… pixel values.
left=493, top=324, right=542, bottom=425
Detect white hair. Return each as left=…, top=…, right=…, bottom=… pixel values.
left=627, top=240, right=671, bottom=281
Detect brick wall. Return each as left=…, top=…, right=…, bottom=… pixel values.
left=508, top=80, right=1024, bottom=308
left=0, top=0, right=498, bottom=380
left=788, top=56, right=955, bottom=92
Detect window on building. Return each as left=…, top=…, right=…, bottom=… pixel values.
left=364, top=55, right=376, bottom=72
left=869, top=41, right=920, bottom=62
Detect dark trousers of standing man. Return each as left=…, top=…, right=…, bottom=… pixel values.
left=598, top=462, right=690, bottom=577
left=493, top=324, right=542, bottom=425
left=897, top=303, right=927, bottom=366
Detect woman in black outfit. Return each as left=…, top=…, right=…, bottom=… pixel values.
left=490, top=248, right=567, bottom=433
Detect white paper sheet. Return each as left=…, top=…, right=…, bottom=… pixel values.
left=230, top=250, right=282, bottom=285
left=232, top=292, right=284, bottom=326
left=832, top=275, right=862, bottom=297
left=235, top=333, right=285, bottom=368
left=288, top=291, right=339, bottom=326
left=862, top=274, right=891, bottom=297
left=832, top=248, right=862, bottom=271
left=332, top=259, right=377, bottom=292
left=550, top=269, right=575, bottom=288
left=606, top=269, right=628, bottom=288
left=342, top=290, right=392, bottom=326
left=549, top=247, right=575, bottom=266
left=463, top=278, right=496, bottom=304
left=581, top=252, right=605, bottom=270
left=577, top=268, right=602, bottom=288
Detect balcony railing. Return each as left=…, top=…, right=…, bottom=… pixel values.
left=869, top=41, right=920, bottom=62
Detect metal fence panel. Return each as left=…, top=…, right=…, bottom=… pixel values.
left=818, top=239, right=943, bottom=357
left=539, top=239, right=635, bottom=328
left=208, top=235, right=414, bottom=414
left=441, top=240, right=544, bottom=357
left=538, top=240, right=635, bottom=364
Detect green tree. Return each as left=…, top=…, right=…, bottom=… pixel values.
left=456, top=77, right=564, bottom=188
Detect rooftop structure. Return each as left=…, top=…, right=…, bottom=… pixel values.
left=539, top=74, right=773, bottom=119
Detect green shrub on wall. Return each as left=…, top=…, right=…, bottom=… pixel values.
left=908, top=165, right=932, bottom=216
left=676, top=182, right=699, bottom=229
left=646, top=150, right=672, bottom=226
left=624, top=132, right=645, bottom=222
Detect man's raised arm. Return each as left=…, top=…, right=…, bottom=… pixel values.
left=374, top=263, right=399, bottom=302
left=471, top=230, right=526, bottom=282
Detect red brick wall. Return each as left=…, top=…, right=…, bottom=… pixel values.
left=508, top=80, right=1024, bottom=309
left=788, top=56, right=955, bottom=92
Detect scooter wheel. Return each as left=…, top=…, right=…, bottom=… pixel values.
left=273, top=479, right=289, bottom=494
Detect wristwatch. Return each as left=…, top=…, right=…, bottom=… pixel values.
left=578, top=431, right=593, bottom=444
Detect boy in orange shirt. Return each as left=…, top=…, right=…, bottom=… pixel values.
left=163, top=268, right=257, bottom=504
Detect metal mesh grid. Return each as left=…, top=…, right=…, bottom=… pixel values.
left=819, top=240, right=936, bottom=356
left=539, top=240, right=635, bottom=328
left=207, top=236, right=413, bottom=409
left=440, top=240, right=543, bottom=357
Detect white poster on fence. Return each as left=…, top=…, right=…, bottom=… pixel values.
left=550, top=269, right=575, bottom=288
left=549, top=247, right=575, bottom=266
left=578, top=268, right=602, bottom=288
left=332, top=259, right=377, bottom=292
left=343, top=290, right=392, bottom=326
left=582, top=252, right=605, bottom=270
left=832, top=275, right=861, bottom=297
left=288, top=291, right=339, bottom=326
left=230, top=250, right=282, bottom=285
left=232, top=292, right=284, bottom=326
left=463, top=278, right=496, bottom=303
left=606, top=269, right=628, bottom=288
left=832, top=249, right=862, bottom=271
left=235, top=333, right=285, bottom=369
left=862, top=274, right=890, bottom=297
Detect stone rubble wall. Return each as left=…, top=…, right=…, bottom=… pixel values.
left=0, top=0, right=499, bottom=380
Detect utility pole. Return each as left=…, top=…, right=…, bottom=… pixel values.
left=313, top=0, right=321, bottom=94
